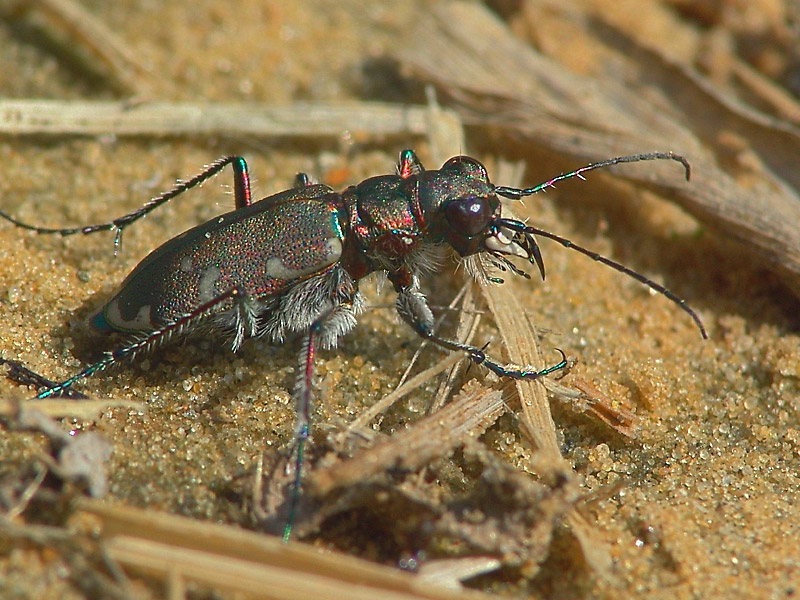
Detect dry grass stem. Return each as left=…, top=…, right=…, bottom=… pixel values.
left=0, top=396, right=142, bottom=420
left=479, top=158, right=615, bottom=580
left=312, top=381, right=506, bottom=496
left=1, top=0, right=151, bottom=94
left=346, top=353, right=463, bottom=433
left=427, top=283, right=482, bottom=414
left=0, top=99, right=452, bottom=139
left=79, top=499, right=491, bottom=600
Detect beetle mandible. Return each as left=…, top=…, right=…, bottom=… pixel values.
left=0, top=149, right=706, bottom=537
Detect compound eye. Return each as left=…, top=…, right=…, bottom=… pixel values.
left=444, top=196, right=492, bottom=237
left=442, top=156, right=487, bottom=180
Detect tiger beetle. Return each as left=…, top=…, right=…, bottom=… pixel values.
left=0, top=149, right=707, bottom=540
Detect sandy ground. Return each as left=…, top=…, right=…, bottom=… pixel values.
left=0, top=1, right=798, bottom=598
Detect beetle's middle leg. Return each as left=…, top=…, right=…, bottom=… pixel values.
left=0, top=156, right=253, bottom=255
left=282, top=297, right=361, bottom=540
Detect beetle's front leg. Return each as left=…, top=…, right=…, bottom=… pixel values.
left=393, top=280, right=567, bottom=381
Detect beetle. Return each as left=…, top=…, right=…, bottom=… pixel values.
left=0, top=149, right=706, bottom=537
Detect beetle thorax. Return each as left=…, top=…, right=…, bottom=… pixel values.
left=344, top=175, right=437, bottom=274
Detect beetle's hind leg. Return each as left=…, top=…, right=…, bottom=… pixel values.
left=8, top=287, right=249, bottom=400
left=1, top=358, right=88, bottom=399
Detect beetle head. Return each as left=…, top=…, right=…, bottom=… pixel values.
left=420, top=156, right=545, bottom=283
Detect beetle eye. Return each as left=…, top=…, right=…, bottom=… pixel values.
left=444, top=196, right=492, bottom=237
left=442, top=155, right=482, bottom=171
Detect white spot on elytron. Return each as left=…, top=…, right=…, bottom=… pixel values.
left=265, top=238, right=342, bottom=280
left=198, top=266, right=222, bottom=303
left=217, top=217, right=224, bottom=224
left=204, top=232, right=212, bottom=239
left=105, top=299, right=153, bottom=330
left=179, top=256, right=193, bottom=272
left=402, top=236, right=413, bottom=245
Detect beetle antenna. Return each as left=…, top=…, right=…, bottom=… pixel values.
left=495, top=218, right=707, bottom=339
left=493, top=152, right=690, bottom=199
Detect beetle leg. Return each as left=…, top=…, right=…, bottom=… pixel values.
left=28, top=287, right=247, bottom=399
left=294, top=172, right=313, bottom=188
left=395, top=287, right=567, bottom=381
left=283, top=300, right=353, bottom=541
left=0, top=156, right=252, bottom=255
left=1, top=358, right=88, bottom=399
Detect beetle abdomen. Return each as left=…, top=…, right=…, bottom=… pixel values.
left=93, top=196, right=347, bottom=335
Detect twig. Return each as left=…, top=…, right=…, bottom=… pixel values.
left=311, top=382, right=506, bottom=496
left=79, top=498, right=493, bottom=600
left=0, top=99, right=449, bottom=139
left=2, top=0, right=151, bottom=94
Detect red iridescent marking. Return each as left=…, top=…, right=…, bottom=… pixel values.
left=399, top=151, right=415, bottom=179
